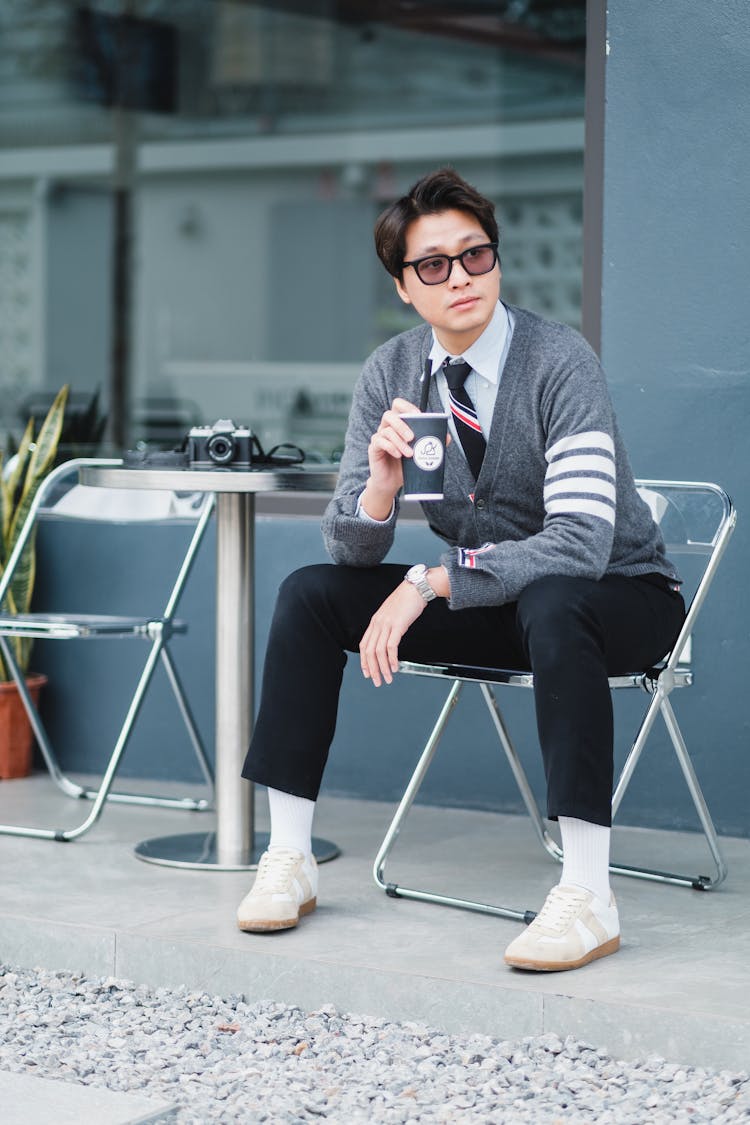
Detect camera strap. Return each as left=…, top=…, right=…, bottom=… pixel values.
left=251, top=438, right=305, bottom=465
left=249, top=436, right=306, bottom=467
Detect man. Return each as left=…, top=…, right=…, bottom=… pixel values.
left=237, top=168, right=684, bottom=972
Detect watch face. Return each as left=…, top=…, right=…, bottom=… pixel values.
left=406, top=564, right=435, bottom=600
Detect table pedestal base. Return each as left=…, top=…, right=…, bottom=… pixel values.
left=134, top=832, right=340, bottom=871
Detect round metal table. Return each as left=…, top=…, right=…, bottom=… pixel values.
left=81, top=461, right=339, bottom=871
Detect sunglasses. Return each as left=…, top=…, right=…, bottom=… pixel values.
left=402, top=242, right=499, bottom=286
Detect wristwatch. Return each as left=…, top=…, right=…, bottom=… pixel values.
left=404, top=563, right=438, bottom=602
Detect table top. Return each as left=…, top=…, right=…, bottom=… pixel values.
left=80, top=462, right=339, bottom=494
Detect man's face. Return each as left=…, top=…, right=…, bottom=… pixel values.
left=394, top=208, right=501, bottom=355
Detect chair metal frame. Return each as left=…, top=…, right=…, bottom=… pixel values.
left=374, top=480, right=737, bottom=922
left=0, top=458, right=215, bottom=842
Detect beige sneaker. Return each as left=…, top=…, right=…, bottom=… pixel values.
left=503, top=884, right=620, bottom=971
left=237, top=847, right=318, bottom=932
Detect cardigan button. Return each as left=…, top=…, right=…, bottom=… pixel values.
left=475, top=498, right=487, bottom=510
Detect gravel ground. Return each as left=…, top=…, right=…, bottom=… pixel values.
left=1, top=965, right=749, bottom=1124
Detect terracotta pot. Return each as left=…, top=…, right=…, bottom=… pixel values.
left=0, top=673, right=47, bottom=780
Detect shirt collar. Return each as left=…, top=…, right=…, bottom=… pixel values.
left=428, top=301, right=509, bottom=385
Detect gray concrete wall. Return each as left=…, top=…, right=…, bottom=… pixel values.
left=600, top=2, right=750, bottom=836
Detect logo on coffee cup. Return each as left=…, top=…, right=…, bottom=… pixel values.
left=413, top=436, right=444, bottom=472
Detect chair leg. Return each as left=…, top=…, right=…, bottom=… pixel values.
left=0, top=636, right=84, bottom=800
left=480, top=684, right=563, bottom=864
left=481, top=682, right=727, bottom=891
left=659, top=696, right=727, bottom=887
left=75, top=645, right=216, bottom=811
left=611, top=688, right=663, bottom=819
left=609, top=689, right=727, bottom=890
left=375, top=674, right=728, bottom=920
left=58, top=636, right=170, bottom=839
left=0, top=633, right=212, bottom=821
left=373, top=680, right=537, bottom=923
left=0, top=636, right=211, bottom=841
left=159, top=645, right=215, bottom=791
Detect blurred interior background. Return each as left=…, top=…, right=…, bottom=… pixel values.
left=0, top=0, right=586, bottom=461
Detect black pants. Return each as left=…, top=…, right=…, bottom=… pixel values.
left=242, top=564, right=685, bottom=826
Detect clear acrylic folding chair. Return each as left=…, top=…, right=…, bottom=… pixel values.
left=0, top=458, right=215, bottom=842
left=374, top=481, right=736, bottom=921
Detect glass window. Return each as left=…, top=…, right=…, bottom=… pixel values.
left=0, top=1, right=585, bottom=458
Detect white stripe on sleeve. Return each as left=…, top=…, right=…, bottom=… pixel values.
left=546, top=430, right=615, bottom=462
left=544, top=476, right=617, bottom=503
left=545, top=454, right=615, bottom=481
left=545, top=496, right=616, bottom=526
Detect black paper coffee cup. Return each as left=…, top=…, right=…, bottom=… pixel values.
left=401, top=413, right=449, bottom=501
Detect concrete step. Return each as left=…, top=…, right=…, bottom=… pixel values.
left=0, top=1070, right=175, bottom=1124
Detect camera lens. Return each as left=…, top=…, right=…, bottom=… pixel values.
left=206, top=433, right=235, bottom=465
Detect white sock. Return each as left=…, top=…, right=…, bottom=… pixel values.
left=267, top=788, right=315, bottom=858
left=559, top=816, right=611, bottom=904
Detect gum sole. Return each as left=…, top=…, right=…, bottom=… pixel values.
left=237, top=897, right=317, bottom=933
left=504, top=934, right=620, bottom=972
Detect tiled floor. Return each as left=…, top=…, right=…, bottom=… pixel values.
left=1, top=776, right=749, bottom=1071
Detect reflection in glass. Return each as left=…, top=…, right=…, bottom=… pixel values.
left=0, top=2, right=585, bottom=458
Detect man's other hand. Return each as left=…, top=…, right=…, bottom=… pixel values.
left=359, top=579, right=426, bottom=686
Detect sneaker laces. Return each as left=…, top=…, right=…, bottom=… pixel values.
left=529, top=885, right=590, bottom=936
left=253, top=848, right=301, bottom=894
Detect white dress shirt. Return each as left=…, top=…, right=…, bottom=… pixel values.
left=428, top=300, right=514, bottom=442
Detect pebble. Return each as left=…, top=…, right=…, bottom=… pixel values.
left=0, top=963, right=748, bottom=1123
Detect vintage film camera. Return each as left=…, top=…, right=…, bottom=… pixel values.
left=187, top=420, right=255, bottom=468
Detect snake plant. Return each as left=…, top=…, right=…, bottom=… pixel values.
left=0, top=385, right=69, bottom=679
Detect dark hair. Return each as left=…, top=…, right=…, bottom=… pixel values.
left=374, top=167, right=499, bottom=279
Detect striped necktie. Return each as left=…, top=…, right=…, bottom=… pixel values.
left=443, top=359, right=486, bottom=479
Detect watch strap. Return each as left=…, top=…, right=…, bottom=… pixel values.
left=405, top=564, right=438, bottom=602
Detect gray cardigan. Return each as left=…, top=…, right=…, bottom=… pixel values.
left=322, top=304, right=678, bottom=610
